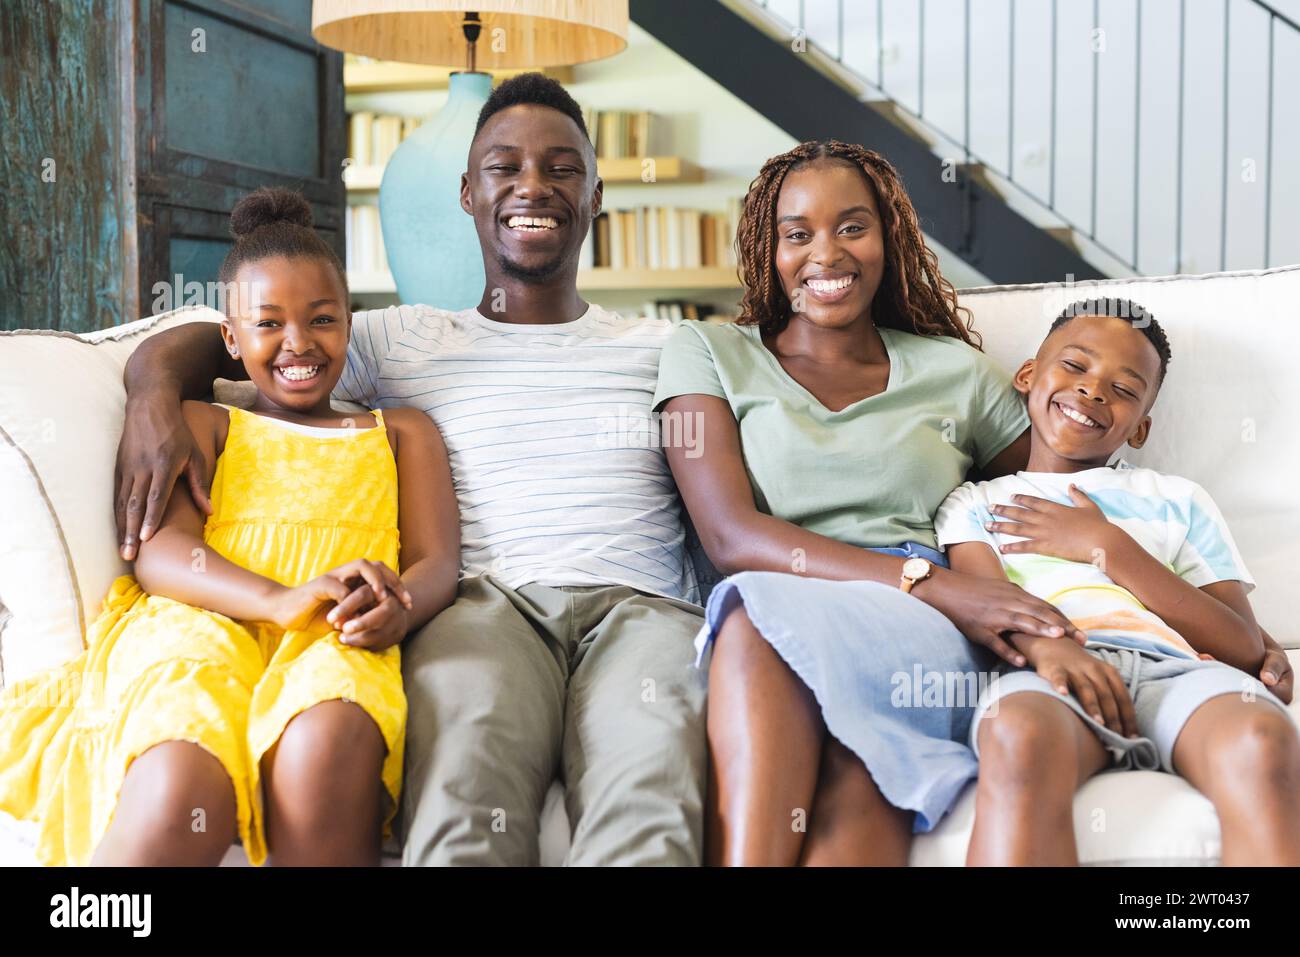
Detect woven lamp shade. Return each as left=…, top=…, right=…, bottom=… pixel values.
left=312, top=0, right=628, bottom=68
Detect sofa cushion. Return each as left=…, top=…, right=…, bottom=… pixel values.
left=0, top=307, right=232, bottom=687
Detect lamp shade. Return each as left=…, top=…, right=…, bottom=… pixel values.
left=312, top=0, right=628, bottom=68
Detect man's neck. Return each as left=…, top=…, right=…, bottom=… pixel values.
left=476, top=267, right=588, bottom=325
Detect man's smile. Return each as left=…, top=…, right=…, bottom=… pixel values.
left=499, top=209, right=568, bottom=242
left=505, top=215, right=560, bottom=231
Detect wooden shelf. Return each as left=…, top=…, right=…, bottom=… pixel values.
left=344, top=156, right=701, bottom=192
left=596, top=156, right=702, bottom=183
left=343, top=164, right=384, bottom=191
left=578, top=267, right=739, bottom=290
left=344, top=58, right=572, bottom=93
left=348, top=272, right=397, bottom=294
left=347, top=267, right=741, bottom=295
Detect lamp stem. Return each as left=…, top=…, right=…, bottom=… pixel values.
left=463, top=12, right=482, bottom=73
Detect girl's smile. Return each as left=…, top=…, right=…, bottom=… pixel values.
left=222, top=255, right=350, bottom=420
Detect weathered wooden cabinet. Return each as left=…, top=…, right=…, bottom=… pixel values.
left=1, top=0, right=346, bottom=331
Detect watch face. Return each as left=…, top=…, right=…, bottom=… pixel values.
left=902, top=557, right=931, bottom=581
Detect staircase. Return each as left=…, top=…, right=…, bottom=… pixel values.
left=630, top=0, right=1298, bottom=285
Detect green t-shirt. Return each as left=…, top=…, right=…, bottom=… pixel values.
left=652, top=320, right=1029, bottom=551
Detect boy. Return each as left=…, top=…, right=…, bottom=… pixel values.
left=934, top=298, right=1300, bottom=866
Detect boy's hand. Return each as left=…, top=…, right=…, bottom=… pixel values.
left=1016, top=633, right=1139, bottom=738
left=1260, top=628, right=1294, bottom=705
left=986, top=485, right=1126, bottom=566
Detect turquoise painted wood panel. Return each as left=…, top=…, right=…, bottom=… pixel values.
left=254, top=0, right=314, bottom=29
left=169, top=236, right=232, bottom=289
left=164, top=2, right=321, bottom=178
left=1, top=0, right=345, bottom=331
left=0, top=0, right=127, bottom=331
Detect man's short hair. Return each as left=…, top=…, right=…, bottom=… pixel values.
left=474, top=72, right=591, bottom=143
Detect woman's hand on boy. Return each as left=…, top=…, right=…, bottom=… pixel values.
left=1018, top=635, right=1139, bottom=738
left=917, top=567, right=1088, bottom=667
left=985, top=485, right=1128, bottom=566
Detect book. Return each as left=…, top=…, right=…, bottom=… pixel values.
left=594, top=212, right=611, bottom=269
left=506, top=203, right=744, bottom=273
left=346, top=111, right=420, bottom=166
left=621, top=211, right=636, bottom=269
left=608, top=209, right=625, bottom=271
left=587, top=108, right=658, bottom=159
left=646, top=206, right=662, bottom=271
left=633, top=206, right=647, bottom=270
left=349, top=111, right=373, bottom=165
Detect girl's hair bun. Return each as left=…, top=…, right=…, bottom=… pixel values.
left=229, top=186, right=314, bottom=239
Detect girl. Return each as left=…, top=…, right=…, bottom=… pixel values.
left=0, top=187, right=460, bottom=866
left=654, top=141, right=1088, bottom=865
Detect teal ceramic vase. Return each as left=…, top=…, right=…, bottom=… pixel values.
left=379, top=70, right=493, bottom=309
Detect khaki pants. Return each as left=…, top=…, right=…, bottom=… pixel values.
left=397, top=574, right=707, bottom=866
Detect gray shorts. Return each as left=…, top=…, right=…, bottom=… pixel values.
left=970, top=644, right=1294, bottom=772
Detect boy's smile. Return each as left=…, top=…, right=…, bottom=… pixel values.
left=1015, top=314, right=1163, bottom=472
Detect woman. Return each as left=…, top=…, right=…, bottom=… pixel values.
left=654, top=141, right=1088, bottom=865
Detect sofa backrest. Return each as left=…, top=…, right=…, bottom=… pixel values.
left=1, top=268, right=1296, bottom=686
left=958, top=265, right=1299, bottom=645
left=0, top=307, right=227, bottom=686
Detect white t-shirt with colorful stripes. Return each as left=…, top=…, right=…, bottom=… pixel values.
left=933, top=464, right=1254, bottom=659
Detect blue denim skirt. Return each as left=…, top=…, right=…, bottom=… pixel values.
left=696, top=543, right=994, bottom=833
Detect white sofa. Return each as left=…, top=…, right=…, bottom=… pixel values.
left=2, top=265, right=1298, bottom=866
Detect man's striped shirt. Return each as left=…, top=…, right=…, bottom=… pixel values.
left=333, top=303, right=698, bottom=603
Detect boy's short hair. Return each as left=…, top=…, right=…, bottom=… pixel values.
left=473, top=72, right=591, bottom=143
left=1049, top=298, right=1172, bottom=386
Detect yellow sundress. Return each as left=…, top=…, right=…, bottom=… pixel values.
left=0, top=403, right=405, bottom=866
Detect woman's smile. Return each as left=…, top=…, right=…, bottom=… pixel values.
left=801, top=271, right=859, bottom=304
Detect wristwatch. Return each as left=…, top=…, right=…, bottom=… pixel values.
left=899, top=557, right=934, bottom=594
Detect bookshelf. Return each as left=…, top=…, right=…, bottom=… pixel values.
left=578, top=267, right=738, bottom=290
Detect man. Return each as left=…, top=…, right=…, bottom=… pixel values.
left=115, top=74, right=706, bottom=866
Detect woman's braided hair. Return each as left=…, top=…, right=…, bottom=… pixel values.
left=734, top=140, right=979, bottom=348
